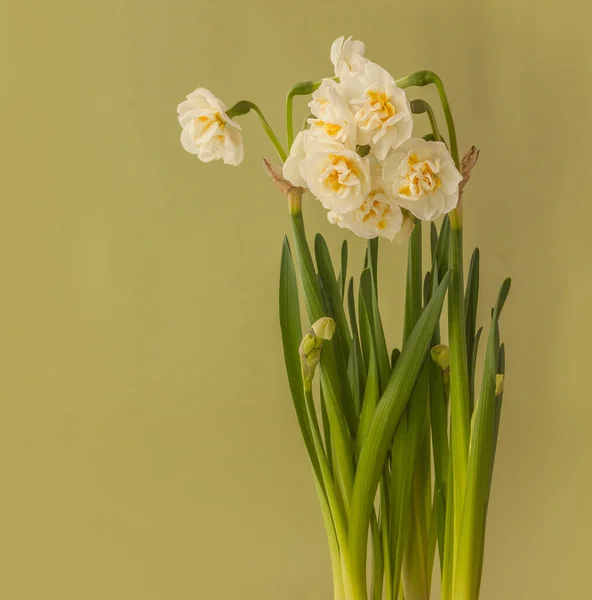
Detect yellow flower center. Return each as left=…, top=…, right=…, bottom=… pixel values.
left=312, top=120, right=343, bottom=138
left=323, top=122, right=342, bottom=136
left=398, top=153, right=441, bottom=198
left=367, top=90, right=396, bottom=122
left=196, top=113, right=225, bottom=131
left=361, top=196, right=391, bottom=229
left=323, top=154, right=359, bottom=193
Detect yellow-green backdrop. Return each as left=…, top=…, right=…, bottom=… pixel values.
left=1, top=0, right=590, bottom=598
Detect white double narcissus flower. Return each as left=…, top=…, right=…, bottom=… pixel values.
left=307, top=79, right=356, bottom=149
left=301, top=144, right=371, bottom=214
left=330, top=36, right=368, bottom=81
left=343, top=62, right=413, bottom=161
left=383, top=138, right=463, bottom=221
left=328, top=161, right=405, bottom=241
left=177, top=88, right=244, bottom=166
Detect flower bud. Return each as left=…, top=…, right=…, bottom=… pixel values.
left=290, top=81, right=318, bottom=96
left=299, top=318, right=335, bottom=386
left=312, top=317, right=336, bottom=341
left=495, top=374, right=504, bottom=396
left=225, top=100, right=253, bottom=119
left=299, top=333, right=323, bottom=384
left=431, top=344, right=450, bottom=371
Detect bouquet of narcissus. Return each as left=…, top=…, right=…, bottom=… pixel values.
left=177, top=36, right=511, bottom=600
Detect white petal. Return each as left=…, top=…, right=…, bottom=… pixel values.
left=180, top=124, right=198, bottom=154
left=397, top=190, right=446, bottom=221
left=282, top=131, right=308, bottom=187
left=443, top=188, right=459, bottom=213
left=223, top=127, right=244, bottom=166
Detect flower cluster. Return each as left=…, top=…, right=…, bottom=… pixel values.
left=177, top=36, right=463, bottom=241
left=282, top=36, right=462, bottom=241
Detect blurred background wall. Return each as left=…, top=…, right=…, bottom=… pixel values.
left=1, top=0, right=591, bottom=598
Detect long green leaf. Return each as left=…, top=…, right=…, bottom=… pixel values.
left=454, top=278, right=511, bottom=600
left=389, top=411, right=408, bottom=586
left=290, top=212, right=324, bottom=321
left=348, top=270, right=451, bottom=600
left=430, top=222, right=438, bottom=262
left=490, top=343, right=506, bottom=479
left=315, top=234, right=357, bottom=431
left=367, top=240, right=390, bottom=389
left=338, top=240, right=348, bottom=299
left=428, top=265, right=449, bottom=568
left=469, top=327, right=483, bottom=412
left=348, top=335, right=364, bottom=418
left=360, top=268, right=390, bottom=390
left=476, top=344, right=506, bottom=595
left=441, top=457, right=455, bottom=600
left=403, top=222, right=423, bottom=342
left=426, top=488, right=444, bottom=587
left=435, top=215, right=451, bottom=276
left=358, top=275, right=373, bottom=373
left=397, top=220, right=429, bottom=598
left=347, top=277, right=360, bottom=344
left=290, top=214, right=356, bottom=514
left=368, top=238, right=379, bottom=291
left=320, top=387, right=332, bottom=472
left=315, top=233, right=352, bottom=356
left=396, top=361, right=430, bottom=599
left=355, top=346, right=379, bottom=460
left=319, top=361, right=355, bottom=516
left=370, top=510, right=384, bottom=600
left=465, top=248, right=480, bottom=411
left=279, top=238, right=323, bottom=485
left=348, top=277, right=366, bottom=386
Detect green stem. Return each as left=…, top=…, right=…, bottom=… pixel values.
left=286, top=92, right=295, bottom=149
left=397, top=71, right=459, bottom=167
left=285, top=79, right=332, bottom=150
left=410, top=99, right=444, bottom=142
left=248, top=103, right=287, bottom=161
left=227, top=100, right=287, bottom=161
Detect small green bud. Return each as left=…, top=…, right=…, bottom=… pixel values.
left=300, top=333, right=317, bottom=357
left=299, top=318, right=335, bottom=385
left=225, top=100, right=252, bottom=119
left=431, top=344, right=450, bottom=370
left=312, top=317, right=335, bottom=341
left=410, top=98, right=430, bottom=114
left=290, top=81, right=317, bottom=96
left=495, top=374, right=504, bottom=396
left=299, top=333, right=323, bottom=385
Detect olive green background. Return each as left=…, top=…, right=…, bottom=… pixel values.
left=1, top=0, right=590, bottom=598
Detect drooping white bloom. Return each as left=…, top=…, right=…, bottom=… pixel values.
left=307, top=79, right=357, bottom=149
left=327, top=161, right=404, bottom=240
left=343, top=62, right=413, bottom=161
left=177, top=88, right=244, bottom=166
left=330, top=36, right=368, bottom=81
left=382, top=138, right=463, bottom=221
left=301, top=146, right=371, bottom=214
